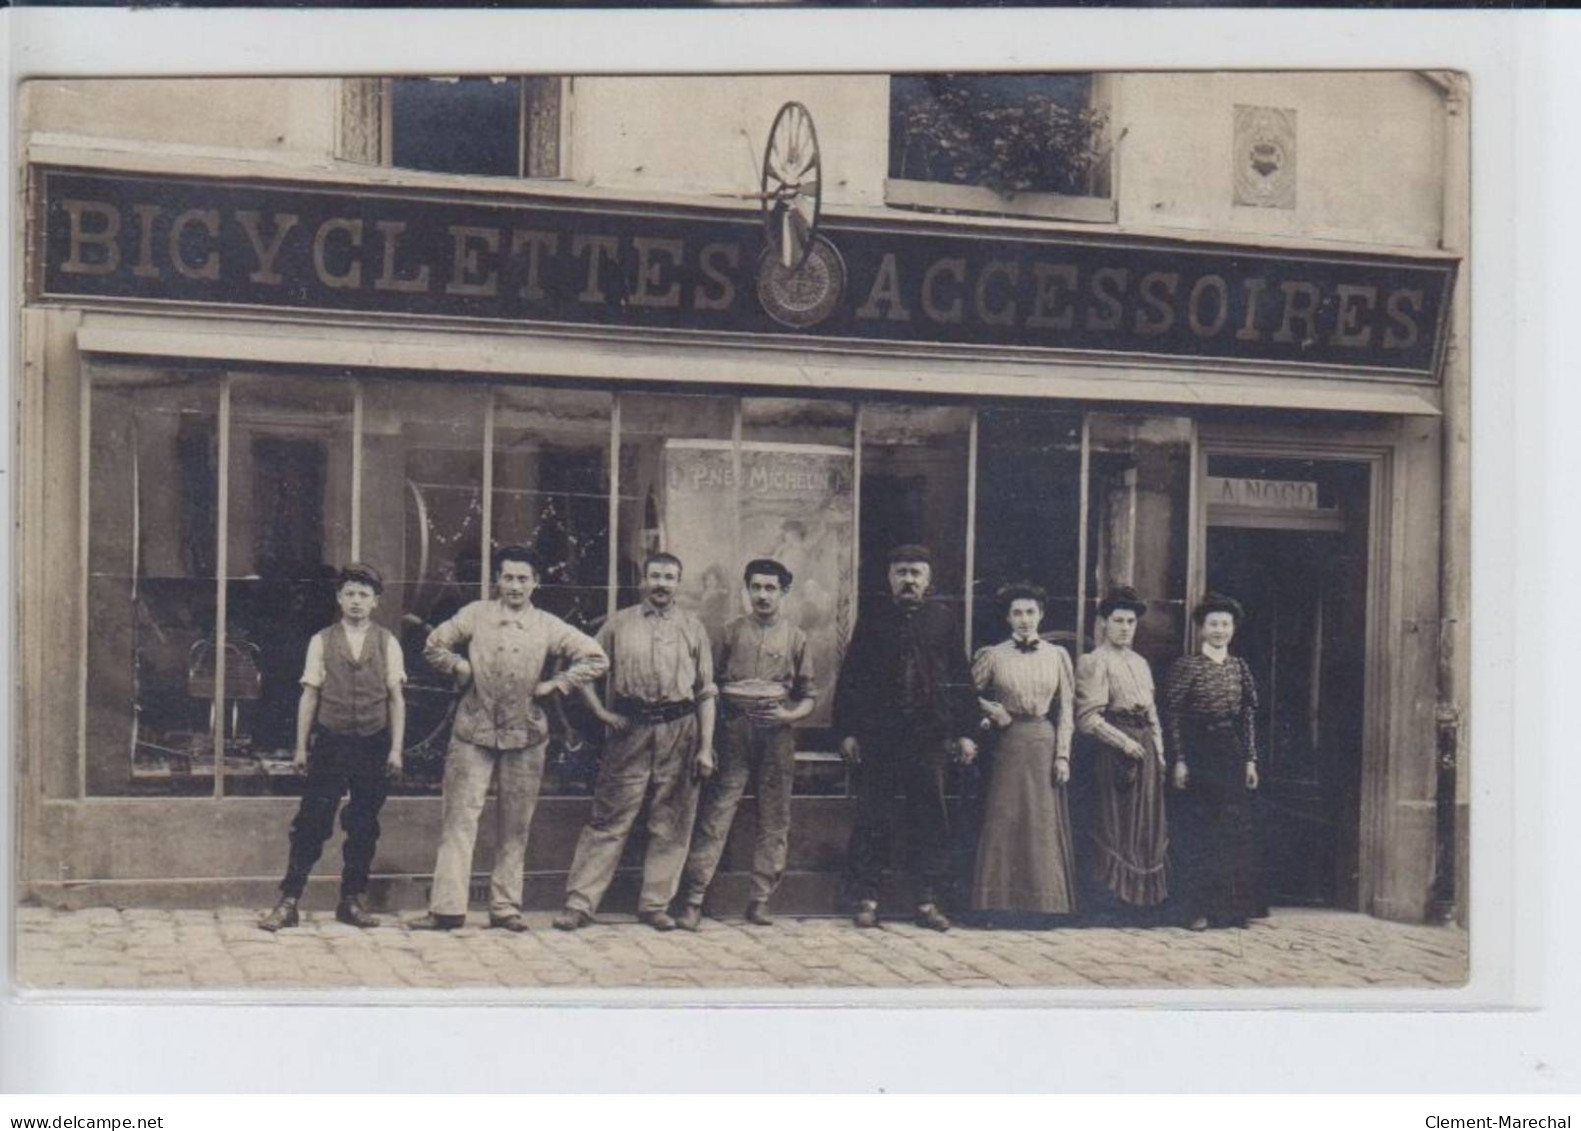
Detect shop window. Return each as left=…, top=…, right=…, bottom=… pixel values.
left=361, top=381, right=491, bottom=795
left=971, top=408, right=1083, bottom=652
left=85, top=368, right=221, bottom=796
left=1084, top=413, right=1193, bottom=667
left=222, top=375, right=356, bottom=796
left=614, top=392, right=736, bottom=611
left=341, top=77, right=564, bottom=179
left=616, top=393, right=861, bottom=797
left=859, top=404, right=972, bottom=621
left=887, top=73, right=1115, bottom=223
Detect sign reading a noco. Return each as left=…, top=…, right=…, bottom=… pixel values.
left=36, top=167, right=1456, bottom=378
left=1207, top=477, right=1322, bottom=510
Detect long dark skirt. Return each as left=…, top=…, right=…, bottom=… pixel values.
left=1088, top=717, right=1169, bottom=907
left=971, top=718, right=1077, bottom=915
left=1175, top=723, right=1261, bottom=924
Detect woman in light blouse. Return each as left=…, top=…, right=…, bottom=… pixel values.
left=1075, top=586, right=1169, bottom=913
left=1165, top=593, right=1261, bottom=930
left=970, top=583, right=1078, bottom=925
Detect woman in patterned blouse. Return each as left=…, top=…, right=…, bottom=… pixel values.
left=1164, top=594, right=1261, bottom=930
left=1075, top=586, right=1170, bottom=913
left=969, top=583, right=1078, bottom=925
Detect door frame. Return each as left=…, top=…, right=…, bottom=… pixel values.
left=1192, top=424, right=1395, bottom=912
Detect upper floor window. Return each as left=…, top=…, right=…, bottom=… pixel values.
left=340, top=76, right=563, bottom=179
left=887, top=73, right=1114, bottom=223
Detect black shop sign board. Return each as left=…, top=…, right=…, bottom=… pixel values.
left=35, top=166, right=1455, bottom=379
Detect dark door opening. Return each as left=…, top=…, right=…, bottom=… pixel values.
left=1204, top=456, right=1371, bottom=909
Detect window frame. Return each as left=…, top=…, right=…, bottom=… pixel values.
left=883, top=72, right=1119, bottom=225
left=81, top=362, right=1212, bottom=800
left=338, top=76, right=569, bottom=180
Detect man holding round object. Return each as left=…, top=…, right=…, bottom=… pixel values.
left=834, top=544, right=980, bottom=931
left=674, top=558, right=816, bottom=931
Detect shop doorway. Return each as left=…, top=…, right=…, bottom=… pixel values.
left=1202, top=455, right=1372, bottom=909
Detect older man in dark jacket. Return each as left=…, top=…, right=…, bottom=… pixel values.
left=834, top=544, right=979, bottom=931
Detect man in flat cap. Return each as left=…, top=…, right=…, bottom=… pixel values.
left=833, top=544, right=979, bottom=931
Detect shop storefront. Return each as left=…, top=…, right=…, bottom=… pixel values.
left=20, top=161, right=1459, bottom=920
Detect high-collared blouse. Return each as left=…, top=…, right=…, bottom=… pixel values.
left=597, top=601, right=718, bottom=707
left=424, top=599, right=608, bottom=750
left=972, top=637, right=1075, bottom=762
left=1163, top=650, right=1259, bottom=764
left=716, top=613, right=816, bottom=701
left=1075, top=642, right=1165, bottom=754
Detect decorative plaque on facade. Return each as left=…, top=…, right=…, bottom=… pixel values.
left=1234, top=105, right=1298, bottom=210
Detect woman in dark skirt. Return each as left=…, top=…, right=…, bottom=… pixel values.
left=1075, top=586, right=1169, bottom=914
left=1165, top=593, right=1261, bottom=930
left=970, top=583, right=1078, bottom=925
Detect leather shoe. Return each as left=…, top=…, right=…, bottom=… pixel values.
left=488, top=913, right=530, bottom=933
left=258, top=896, right=299, bottom=932
left=408, top=911, right=466, bottom=931
left=914, top=903, right=952, bottom=932
left=552, top=907, right=593, bottom=931
left=853, top=900, right=879, bottom=929
left=675, top=904, right=704, bottom=932
left=745, top=901, right=774, bottom=926
left=638, top=910, right=678, bottom=932
left=335, top=895, right=380, bottom=929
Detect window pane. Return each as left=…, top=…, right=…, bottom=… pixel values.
left=86, top=368, right=220, bottom=796
left=222, top=374, right=356, bottom=795
left=973, top=407, right=1083, bottom=651
left=391, top=77, right=522, bottom=178
left=493, top=385, right=612, bottom=631
left=735, top=398, right=856, bottom=742
left=493, top=385, right=613, bottom=799
left=615, top=391, right=734, bottom=611
left=889, top=73, right=1102, bottom=197
left=362, top=380, right=490, bottom=795
left=1084, top=413, right=1193, bottom=665
left=859, top=404, right=972, bottom=618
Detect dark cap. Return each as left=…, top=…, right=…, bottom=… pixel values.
left=1192, top=592, right=1245, bottom=625
left=337, top=561, right=384, bottom=594
left=886, top=543, right=933, bottom=566
left=1097, top=585, right=1147, bottom=618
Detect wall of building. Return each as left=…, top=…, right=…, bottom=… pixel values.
left=1116, top=72, right=1446, bottom=249
left=21, top=78, right=340, bottom=162
left=23, top=72, right=1447, bottom=251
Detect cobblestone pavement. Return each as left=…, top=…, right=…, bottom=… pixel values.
left=12, top=904, right=1467, bottom=993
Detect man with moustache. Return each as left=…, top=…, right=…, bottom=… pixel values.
left=674, top=558, right=816, bottom=930
left=553, top=552, right=718, bottom=932
left=411, top=545, right=608, bottom=932
left=835, top=544, right=980, bottom=931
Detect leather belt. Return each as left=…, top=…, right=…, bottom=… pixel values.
left=613, top=698, right=696, bottom=726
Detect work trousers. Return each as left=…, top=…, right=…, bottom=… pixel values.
left=846, top=727, right=954, bottom=908
left=280, top=729, right=391, bottom=900
left=564, top=715, right=701, bottom=916
left=428, top=737, right=548, bottom=918
left=681, top=713, right=796, bottom=907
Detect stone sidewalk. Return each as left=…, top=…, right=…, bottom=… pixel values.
left=12, top=904, right=1468, bottom=993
